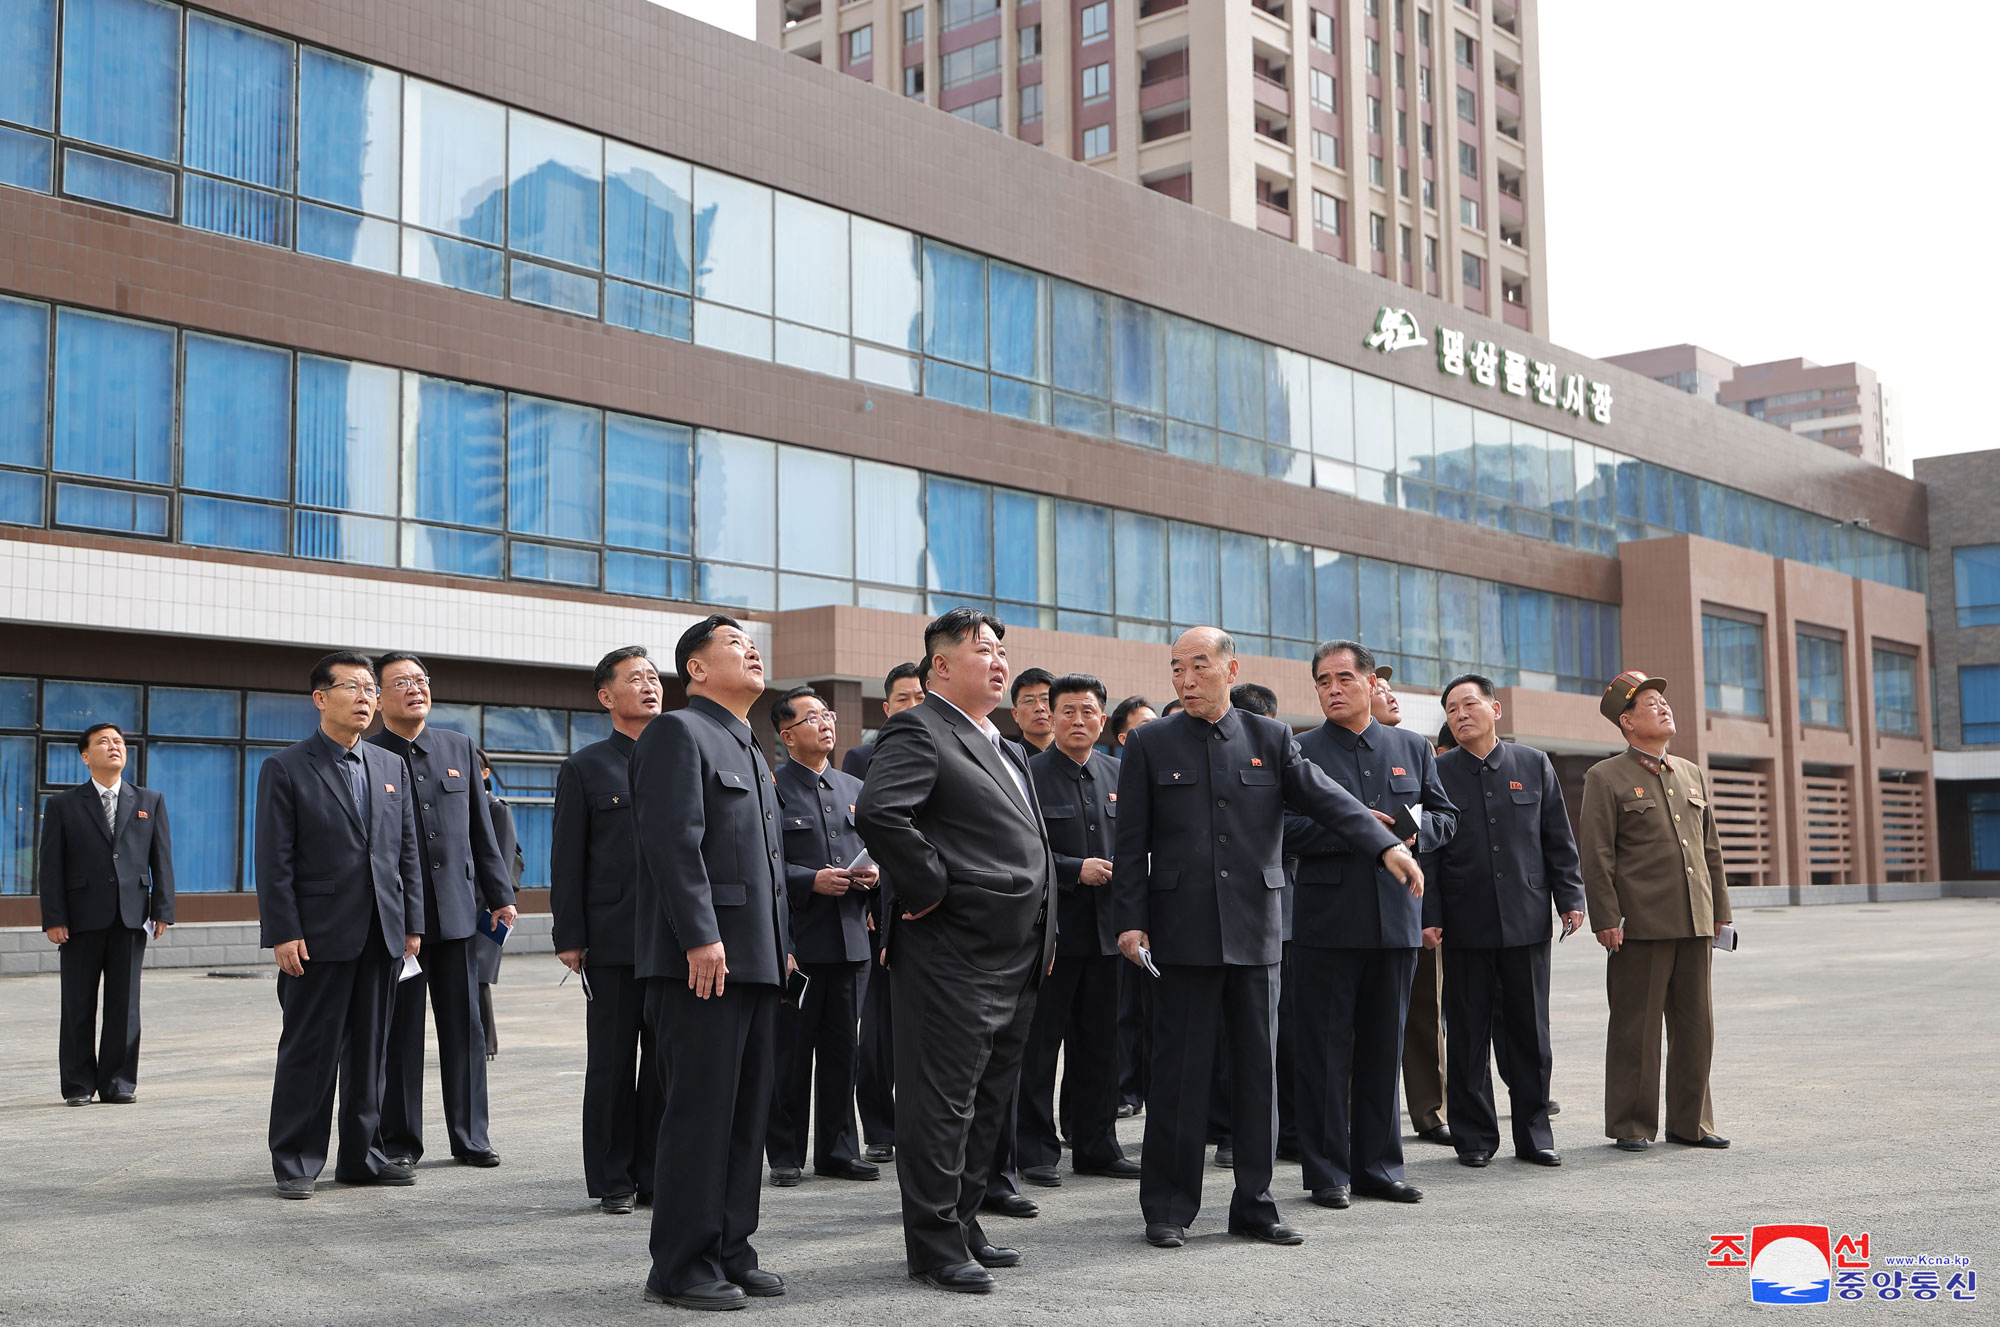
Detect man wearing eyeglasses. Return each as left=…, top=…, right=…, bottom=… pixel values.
left=767, top=686, right=881, bottom=1187
left=366, top=652, right=516, bottom=1170
left=257, top=652, right=423, bottom=1198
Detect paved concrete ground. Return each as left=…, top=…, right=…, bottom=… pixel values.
left=1, top=898, right=1994, bottom=1325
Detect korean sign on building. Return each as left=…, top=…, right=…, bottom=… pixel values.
left=1364, top=306, right=1613, bottom=427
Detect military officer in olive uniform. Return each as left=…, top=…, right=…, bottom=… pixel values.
left=1578, top=670, right=1732, bottom=1153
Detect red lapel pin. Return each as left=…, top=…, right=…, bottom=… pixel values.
left=1509, top=781, right=1523, bottom=791
left=1392, top=766, right=1407, bottom=776
left=137, top=809, right=149, bottom=819
left=385, top=783, right=396, bottom=793
left=1250, top=757, right=1263, bottom=767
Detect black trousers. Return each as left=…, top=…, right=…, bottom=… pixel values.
left=1018, top=952, right=1124, bottom=1171
left=767, top=959, right=865, bottom=1171
left=1116, top=958, right=1151, bottom=1109
left=379, top=934, right=490, bottom=1160
left=1444, top=942, right=1555, bottom=1157
left=1274, top=941, right=1297, bottom=1152
left=269, top=937, right=398, bottom=1182
left=57, top=925, right=146, bottom=1100
left=1139, top=962, right=1280, bottom=1230
left=1292, top=945, right=1418, bottom=1193
left=581, top=962, right=661, bottom=1199
left=646, top=979, right=779, bottom=1296
left=890, top=924, right=1039, bottom=1274
left=855, top=949, right=896, bottom=1148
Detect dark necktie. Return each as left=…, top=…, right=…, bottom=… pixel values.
left=340, top=750, right=366, bottom=821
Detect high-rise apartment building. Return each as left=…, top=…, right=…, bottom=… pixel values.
left=760, top=0, right=1549, bottom=335
left=1606, top=345, right=1903, bottom=475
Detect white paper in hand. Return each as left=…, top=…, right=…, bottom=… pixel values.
left=1137, top=946, right=1162, bottom=979
left=846, top=847, right=875, bottom=873
left=398, top=953, right=423, bottom=982
left=1713, top=924, right=1739, bottom=952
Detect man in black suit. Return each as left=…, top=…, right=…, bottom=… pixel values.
left=1428, top=674, right=1586, bottom=1168
left=1018, top=674, right=1137, bottom=1187
left=843, top=661, right=924, bottom=1165
left=552, top=646, right=665, bottom=1215
left=1285, top=641, right=1456, bottom=1211
left=855, top=608, right=1058, bottom=1295
left=1113, top=628, right=1418, bottom=1250
left=768, top=686, right=880, bottom=1186
left=39, top=722, right=174, bottom=1106
left=1106, top=695, right=1159, bottom=1121
left=257, top=652, right=424, bottom=1198
left=633, top=616, right=793, bottom=1311
left=367, top=653, right=515, bottom=1169
left=474, top=756, right=518, bottom=1059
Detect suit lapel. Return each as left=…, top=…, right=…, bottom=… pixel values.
left=111, top=784, right=140, bottom=843
left=312, top=743, right=366, bottom=833
left=950, top=720, right=1035, bottom=824
left=80, top=783, right=114, bottom=843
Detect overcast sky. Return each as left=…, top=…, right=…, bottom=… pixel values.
left=656, top=0, right=1994, bottom=466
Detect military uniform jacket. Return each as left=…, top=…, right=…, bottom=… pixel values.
left=38, top=781, right=175, bottom=932
left=367, top=724, right=514, bottom=942
left=630, top=696, right=792, bottom=986
left=1424, top=741, right=1585, bottom=947
left=1112, top=706, right=1401, bottom=967
left=548, top=731, right=640, bottom=967
left=1284, top=719, right=1457, bottom=950
left=255, top=728, right=424, bottom=961
left=1578, top=748, right=1731, bottom=940
left=776, top=759, right=871, bottom=965
left=1029, top=745, right=1122, bottom=958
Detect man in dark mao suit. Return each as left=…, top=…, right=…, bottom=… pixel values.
left=768, top=684, right=880, bottom=1185
left=367, top=652, right=515, bottom=1168
left=1114, top=628, right=1419, bottom=1250
left=1428, top=673, right=1585, bottom=1169
left=257, top=652, right=423, bottom=1198
left=551, top=646, right=665, bottom=1213
left=633, top=616, right=794, bottom=1311
left=40, top=722, right=174, bottom=1106
left=855, top=608, right=1057, bottom=1295
left=1285, top=640, right=1456, bottom=1210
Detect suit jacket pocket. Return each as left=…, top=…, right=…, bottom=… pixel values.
left=714, top=770, right=753, bottom=795
left=1239, top=768, right=1278, bottom=786
left=1387, top=774, right=1420, bottom=795
left=593, top=791, right=630, bottom=812
left=1149, top=867, right=1180, bottom=892
left=296, top=878, right=337, bottom=897
left=1041, top=805, right=1078, bottom=820
left=1262, top=865, right=1288, bottom=890
left=712, top=881, right=747, bottom=907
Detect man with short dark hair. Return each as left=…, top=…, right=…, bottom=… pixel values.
left=551, top=646, right=665, bottom=1214
left=768, top=685, right=880, bottom=1187
left=1018, top=674, right=1137, bottom=1188
left=40, top=722, right=174, bottom=1106
left=1429, top=673, right=1585, bottom=1169
left=368, top=651, right=515, bottom=1170
left=258, top=652, right=424, bottom=1198
left=855, top=608, right=1057, bottom=1294
left=1106, top=695, right=1158, bottom=1119
left=1286, top=640, right=1456, bottom=1211
left=1580, top=671, right=1732, bottom=1153
left=1116, top=628, right=1419, bottom=1250
left=1009, top=667, right=1057, bottom=754
left=846, top=661, right=925, bottom=1163
left=634, top=616, right=794, bottom=1309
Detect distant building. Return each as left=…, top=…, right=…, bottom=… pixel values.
left=1920, top=450, right=2000, bottom=883
left=1605, top=345, right=1903, bottom=476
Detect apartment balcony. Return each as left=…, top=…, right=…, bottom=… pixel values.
left=783, top=0, right=822, bottom=25
left=1258, top=200, right=1295, bottom=240
left=1494, top=80, right=1521, bottom=119
left=1140, top=0, right=1187, bottom=16
left=1143, top=107, right=1191, bottom=141
left=1497, top=187, right=1524, bottom=225
left=1502, top=301, right=1529, bottom=330
left=1252, top=72, right=1292, bottom=116
left=1141, top=74, right=1191, bottom=113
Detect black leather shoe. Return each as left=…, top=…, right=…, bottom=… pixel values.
left=1212, top=1144, right=1234, bottom=1168
left=387, top=1154, right=418, bottom=1168
left=1518, top=1149, right=1562, bottom=1166
left=1117, top=1102, right=1140, bottom=1118
left=64, top=1095, right=90, bottom=1107
left=600, top=1193, right=636, bottom=1214
left=103, top=1090, right=136, bottom=1104
left=1546, top=1099, right=1562, bottom=1116
left=275, top=1177, right=315, bottom=1199
left=770, top=1166, right=803, bottom=1187
left=863, top=1143, right=894, bottom=1162
left=1666, top=1132, right=1730, bottom=1149
left=1354, top=1181, right=1423, bottom=1203
left=1310, top=1186, right=1351, bottom=1209
left=636, top=1192, right=654, bottom=1207
left=644, top=1280, right=748, bottom=1311
left=815, top=1158, right=880, bottom=1181
left=1021, top=1164, right=1063, bottom=1187
left=727, top=1268, right=785, bottom=1297
left=1414, top=1123, right=1453, bottom=1145
left=972, top=1243, right=1022, bottom=1268
left=1458, top=1151, right=1493, bottom=1168
left=455, top=1150, right=501, bottom=1168
left=1230, top=1221, right=1304, bottom=1245
left=1145, top=1223, right=1185, bottom=1248
left=1074, top=1156, right=1140, bottom=1178
left=1614, top=1137, right=1651, bottom=1152
left=981, top=1193, right=1038, bottom=1218
left=340, top=1161, right=415, bottom=1186
left=911, top=1262, right=994, bottom=1294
